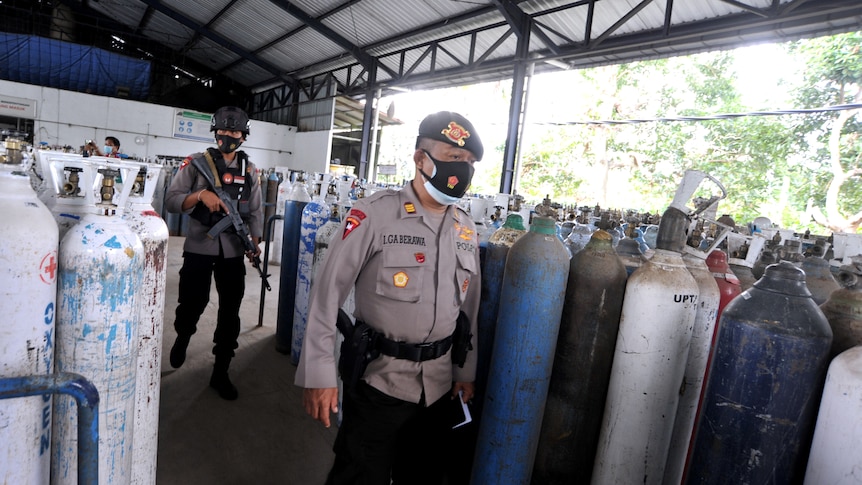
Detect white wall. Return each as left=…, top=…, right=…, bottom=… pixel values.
left=1, top=79, right=330, bottom=173
left=293, top=130, right=333, bottom=174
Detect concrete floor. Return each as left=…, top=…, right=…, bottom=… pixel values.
left=156, top=236, right=338, bottom=485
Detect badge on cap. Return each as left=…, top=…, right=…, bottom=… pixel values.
left=393, top=271, right=409, bottom=288
left=441, top=122, right=470, bottom=147
left=404, top=202, right=416, bottom=214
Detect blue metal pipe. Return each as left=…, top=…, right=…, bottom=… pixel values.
left=0, top=373, right=99, bottom=485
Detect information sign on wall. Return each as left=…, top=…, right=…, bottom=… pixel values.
left=173, top=109, right=212, bottom=142
left=0, top=95, right=37, bottom=119
left=377, top=164, right=397, bottom=175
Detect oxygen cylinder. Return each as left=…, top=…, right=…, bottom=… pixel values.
left=54, top=170, right=144, bottom=485
left=615, top=237, right=643, bottom=277
left=36, top=152, right=96, bottom=239
left=726, top=233, right=766, bottom=291
left=752, top=248, right=779, bottom=280
left=0, top=166, right=58, bottom=485
left=123, top=164, right=169, bottom=485
left=475, top=211, right=527, bottom=418
left=311, top=204, right=352, bottom=427
left=564, top=223, right=593, bottom=256
left=803, top=345, right=862, bottom=484
left=162, top=165, right=182, bottom=236
left=275, top=175, right=311, bottom=354
left=819, top=261, right=862, bottom=357
left=471, top=204, right=569, bottom=485
left=291, top=175, right=331, bottom=365
left=532, top=230, right=626, bottom=485
left=800, top=255, right=840, bottom=305
left=686, top=261, right=832, bottom=485
left=663, top=254, right=720, bottom=485
left=269, top=168, right=290, bottom=265
left=264, top=170, right=279, bottom=232
left=471, top=197, right=492, bottom=266
left=705, top=249, right=741, bottom=320
left=592, top=206, right=699, bottom=485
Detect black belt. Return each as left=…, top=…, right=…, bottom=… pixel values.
left=359, top=321, right=452, bottom=362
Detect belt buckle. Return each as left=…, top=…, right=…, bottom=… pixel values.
left=415, top=342, right=435, bottom=361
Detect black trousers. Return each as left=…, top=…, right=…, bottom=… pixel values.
left=326, top=382, right=467, bottom=485
left=174, top=251, right=246, bottom=359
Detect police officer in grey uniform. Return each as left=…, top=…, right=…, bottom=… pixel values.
left=296, top=111, right=483, bottom=485
left=165, top=106, right=263, bottom=401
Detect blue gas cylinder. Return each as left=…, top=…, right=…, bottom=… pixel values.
left=291, top=188, right=331, bottom=365
left=275, top=178, right=311, bottom=355
left=475, top=212, right=527, bottom=419
left=685, top=261, right=833, bottom=485
left=533, top=229, right=627, bottom=485
left=471, top=210, right=569, bottom=485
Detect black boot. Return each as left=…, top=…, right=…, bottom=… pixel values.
left=170, top=334, right=191, bottom=369
left=210, top=357, right=238, bottom=400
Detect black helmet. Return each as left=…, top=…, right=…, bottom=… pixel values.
left=211, top=106, right=250, bottom=136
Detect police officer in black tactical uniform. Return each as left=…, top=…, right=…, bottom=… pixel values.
left=165, top=106, right=263, bottom=400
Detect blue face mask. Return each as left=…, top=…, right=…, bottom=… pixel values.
left=419, top=149, right=475, bottom=206
left=103, top=145, right=114, bottom=155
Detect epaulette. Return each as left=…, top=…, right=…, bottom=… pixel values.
left=358, top=188, right=400, bottom=206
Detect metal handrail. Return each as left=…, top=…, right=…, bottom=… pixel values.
left=0, top=372, right=100, bottom=485
left=259, top=213, right=284, bottom=327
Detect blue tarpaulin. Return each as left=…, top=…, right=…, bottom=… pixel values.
left=0, top=33, right=150, bottom=100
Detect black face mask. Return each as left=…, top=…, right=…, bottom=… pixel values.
left=216, top=134, right=243, bottom=153
left=419, top=149, right=475, bottom=205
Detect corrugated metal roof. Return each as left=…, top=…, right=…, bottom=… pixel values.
left=17, top=0, right=862, bottom=101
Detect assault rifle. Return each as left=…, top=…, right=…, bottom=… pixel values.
left=190, top=153, right=271, bottom=291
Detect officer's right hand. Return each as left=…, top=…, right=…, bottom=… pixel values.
left=198, top=189, right=230, bottom=214
left=303, top=387, right=339, bottom=428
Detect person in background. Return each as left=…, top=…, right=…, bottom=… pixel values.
left=164, top=106, right=263, bottom=401
left=86, top=136, right=122, bottom=157
left=296, top=111, right=483, bottom=484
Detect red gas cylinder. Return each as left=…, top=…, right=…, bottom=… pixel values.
left=706, top=250, right=741, bottom=321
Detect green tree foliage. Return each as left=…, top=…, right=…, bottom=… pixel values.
left=789, top=32, right=862, bottom=233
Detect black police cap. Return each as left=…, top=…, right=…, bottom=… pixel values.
left=211, top=106, right=250, bottom=136
left=417, top=111, right=483, bottom=161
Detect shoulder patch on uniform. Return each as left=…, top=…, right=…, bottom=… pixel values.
left=404, top=202, right=416, bottom=214
left=349, top=208, right=367, bottom=220
left=342, top=215, right=362, bottom=240
left=179, top=156, right=192, bottom=170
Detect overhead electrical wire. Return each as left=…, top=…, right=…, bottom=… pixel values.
left=533, top=103, right=862, bottom=126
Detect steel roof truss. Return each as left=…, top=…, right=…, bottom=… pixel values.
left=493, top=0, right=560, bottom=55
left=178, top=0, right=239, bottom=56
left=592, top=0, right=656, bottom=49
left=137, top=0, right=296, bottom=85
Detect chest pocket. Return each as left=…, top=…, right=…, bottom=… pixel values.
left=376, top=247, right=426, bottom=303
left=454, top=249, right=478, bottom=305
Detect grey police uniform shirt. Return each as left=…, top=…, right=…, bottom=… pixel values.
left=164, top=152, right=263, bottom=258
left=295, top=183, right=481, bottom=406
